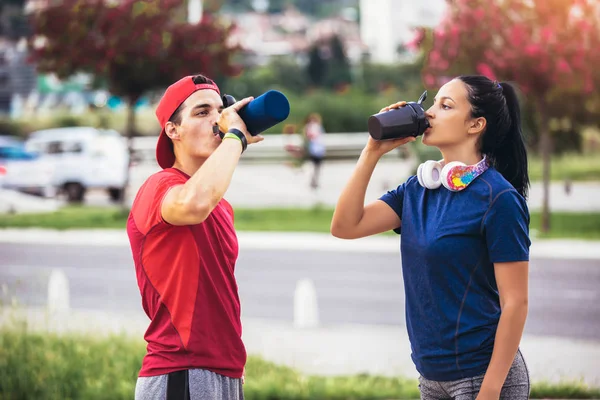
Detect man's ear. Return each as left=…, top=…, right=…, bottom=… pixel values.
left=468, top=117, right=487, bottom=135
left=165, top=121, right=179, bottom=140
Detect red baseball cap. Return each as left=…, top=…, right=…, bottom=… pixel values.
left=155, top=75, right=221, bottom=169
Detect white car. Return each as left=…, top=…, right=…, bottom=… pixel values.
left=0, top=136, right=56, bottom=198
left=24, top=126, right=130, bottom=203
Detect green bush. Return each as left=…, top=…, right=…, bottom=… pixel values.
left=0, top=118, right=29, bottom=137
left=259, top=88, right=408, bottom=134
left=360, top=61, right=425, bottom=97
left=222, top=56, right=310, bottom=98
left=5, top=107, right=161, bottom=139
left=194, top=57, right=430, bottom=135
left=4, top=89, right=403, bottom=138
left=1, top=327, right=599, bottom=399
left=48, top=115, right=87, bottom=129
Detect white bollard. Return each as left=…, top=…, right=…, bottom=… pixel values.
left=293, top=278, right=319, bottom=329
left=47, top=269, right=70, bottom=316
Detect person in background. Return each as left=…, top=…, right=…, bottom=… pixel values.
left=303, top=112, right=326, bottom=189
left=282, top=123, right=305, bottom=170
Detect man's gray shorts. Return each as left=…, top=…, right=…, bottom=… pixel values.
left=418, top=349, right=530, bottom=399
left=135, top=368, right=244, bottom=400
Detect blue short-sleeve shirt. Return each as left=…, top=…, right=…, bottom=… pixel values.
left=379, top=167, right=530, bottom=381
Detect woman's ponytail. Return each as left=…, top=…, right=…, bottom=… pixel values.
left=458, top=76, right=530, bottom=199
left=495, top=82, right=530, bottom=200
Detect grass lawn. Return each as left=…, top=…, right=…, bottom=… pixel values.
left=0, top=327, right=598, bottom=399
left=528, top=153, right=600, bottom=182
left=0, top=206, right=599, bottom=240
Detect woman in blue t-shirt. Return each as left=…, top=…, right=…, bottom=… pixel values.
left=331, top=75, right=531, bottom=399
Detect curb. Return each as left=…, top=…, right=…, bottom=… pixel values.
left=0, top=228, right=599, bottom=259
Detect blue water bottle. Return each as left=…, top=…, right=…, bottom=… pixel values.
left=220, top=90, right=291, bottom=136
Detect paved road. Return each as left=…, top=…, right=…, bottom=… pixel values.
left=1, top=243, right=599, bottom=342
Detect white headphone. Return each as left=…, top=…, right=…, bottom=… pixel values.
left=417, top=156, right=489, bottom=192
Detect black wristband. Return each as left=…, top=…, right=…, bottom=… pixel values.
left=227, top=128, right=248, bottom=153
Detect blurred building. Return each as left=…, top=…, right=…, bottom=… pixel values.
left=359, top=0, right=447, bottom=64
left=225, top=6, right=367, bottom=66
left=0, top=43, right=10, bottom=115
left=0, top=39, right=37, bottom=117
left=0, top=0, right=38, bottom=117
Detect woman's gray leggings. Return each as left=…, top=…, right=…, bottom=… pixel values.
left=418, top=349, right=530, bottom=399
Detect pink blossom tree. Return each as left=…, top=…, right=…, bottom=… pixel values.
left=417, top=0, right=600, bottom=232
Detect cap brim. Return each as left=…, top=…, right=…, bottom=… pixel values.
left=156, top=129, right=175, bottom=169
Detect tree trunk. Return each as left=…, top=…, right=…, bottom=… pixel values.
left=537, top=97, right=552, bottom=233
left=121, top=99, right=137, bottom=209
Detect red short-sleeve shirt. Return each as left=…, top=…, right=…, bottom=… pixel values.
left=127, top=168, right=245, bottom=378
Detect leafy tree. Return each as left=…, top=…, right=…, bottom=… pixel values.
left=28, top=0, right=241, bottom=204
left=325, top=35, right=352, bottom=90
left=307, top=44, right=327, bottom=87
left=306, top=35, right=352, bottom=90
left=417, top=0, right=600, bottom=232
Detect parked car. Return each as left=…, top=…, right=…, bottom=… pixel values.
left=0, top=136, right=56, bottom=198
left=24, top=126, right=130, bottom=203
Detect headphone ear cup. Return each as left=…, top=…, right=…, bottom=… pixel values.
left=417, top=162, right=425, bottom=188
left=420, top=160, right=442, bottom=189
left=223, top=94, right=236, bottom=108
left=440, top=161, right=467, bottom=191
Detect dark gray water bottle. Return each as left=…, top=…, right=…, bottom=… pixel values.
left=368, top=91, right=430, bottom=140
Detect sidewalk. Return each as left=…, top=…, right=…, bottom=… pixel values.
left=0, top=189, right=61, bottom=214
left=0, top=228, right=599, bottom=260
left=124, top=160, right=600, bottom=211
left=2, top=306, right=599, bottom=387
left=2, top=159, right=599, bottom=213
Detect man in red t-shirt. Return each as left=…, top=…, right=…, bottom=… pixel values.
left=127, top=74, right=263, bottom=400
